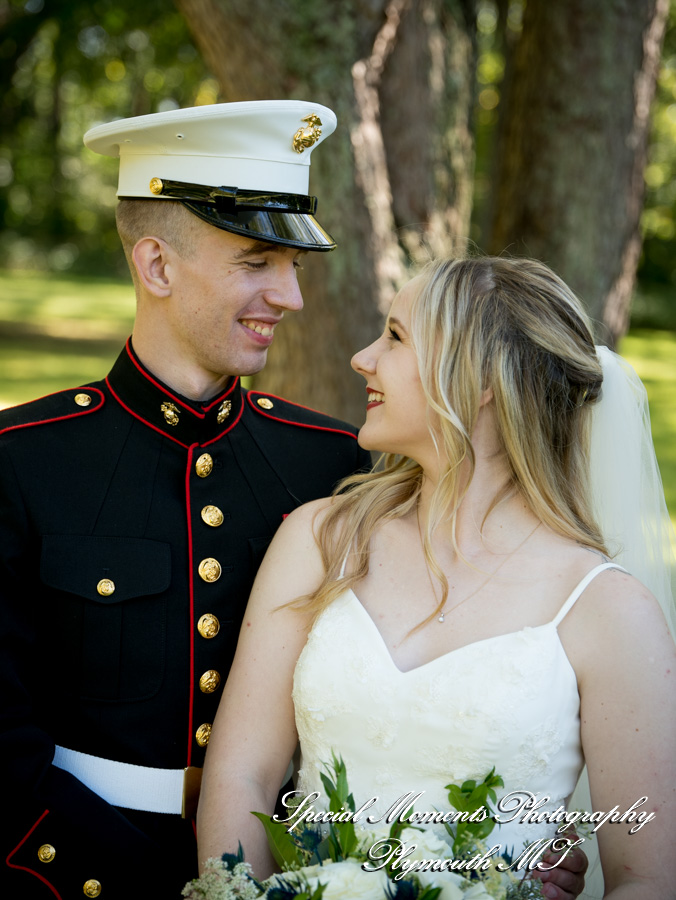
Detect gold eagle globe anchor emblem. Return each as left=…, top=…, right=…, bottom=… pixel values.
left=292, top=114, right=323, bottom=153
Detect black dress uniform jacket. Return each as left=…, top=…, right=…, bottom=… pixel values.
left=0, top=339, right=370, bottom=898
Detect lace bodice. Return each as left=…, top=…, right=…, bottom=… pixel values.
left=292, top=563, right=621, bottom=857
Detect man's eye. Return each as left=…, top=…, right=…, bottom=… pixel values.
left=244, top=261, right=267, bottom=270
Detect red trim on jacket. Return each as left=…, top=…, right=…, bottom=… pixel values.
left=105, top=376, right=191, bottom=448
left=5, top=809, right=63, bottom=899
left=0, top=389, right=105, bottom=437
left=185, top=445, right=197, bottom=767
left=246, top=391, right=360, bottom=439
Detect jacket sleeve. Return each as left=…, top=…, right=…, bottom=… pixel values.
left=0, top=442, right=168, bottom=899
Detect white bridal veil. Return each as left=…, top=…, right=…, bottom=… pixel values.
left=570, top=345, right=676, bottom=899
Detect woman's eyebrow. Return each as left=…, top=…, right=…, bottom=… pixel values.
left=387, top=316, right=408, bottom=333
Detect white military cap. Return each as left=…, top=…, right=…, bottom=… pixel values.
left=83, top=100, right=337, bottom=251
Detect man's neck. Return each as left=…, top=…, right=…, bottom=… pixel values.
left=129, top=334, right=233, bottom=402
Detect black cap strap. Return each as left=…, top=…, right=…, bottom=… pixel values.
left=143, top=177, right=318, bottom=215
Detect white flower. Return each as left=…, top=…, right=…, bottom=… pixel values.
left=266, top=858, right=389, bottom=900
left=399, top=825, right=453, bottom=860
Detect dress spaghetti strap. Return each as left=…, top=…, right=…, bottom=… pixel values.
left=552, top=561, right=626, bottom=626
left=338, top=552, right=349, bottom=580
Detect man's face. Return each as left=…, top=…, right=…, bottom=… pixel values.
left=164, top=225, right=306, bottom=382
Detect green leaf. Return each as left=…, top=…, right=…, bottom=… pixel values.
left=251, top=811, right=303, bottom=870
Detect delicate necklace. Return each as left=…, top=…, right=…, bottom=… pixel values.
left=417, top=514, right=541, bottom=623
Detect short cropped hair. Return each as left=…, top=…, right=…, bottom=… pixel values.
left=115, top=199, right=201, bottom=284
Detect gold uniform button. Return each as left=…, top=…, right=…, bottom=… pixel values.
left=37, top=844, right=56, bottom=863
left=256, top=397, right=274, bottom=410
left=83, top=880, right=102, bottom=898
left=197, top=613, right=220, bottom=639
left=195, top=723, right=212, bottom=747
left=201, top=505, right=224, bottom=527
left=149, top=176, right=164, bottom=194
left=199, top=669, right=221, bottom=693
left=74, top=393, right=92, bottom=407
left=198, top=558, right=222, bottom=583
left=96, top=579, right=115, bottom=597
left=195, top=453, right=214, bottom=478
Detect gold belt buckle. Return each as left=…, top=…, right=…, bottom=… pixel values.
left=182, top=766, right=203, bottom=819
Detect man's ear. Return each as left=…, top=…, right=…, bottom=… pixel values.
left=132, top=237, right=173, bottom=298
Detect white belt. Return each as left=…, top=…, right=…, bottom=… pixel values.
left=53, top=745, right=190, bottom=815
left=53, top=745, right=294, bottom=817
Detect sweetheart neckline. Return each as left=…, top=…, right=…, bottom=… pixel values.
left=343, top=587, right=570, bottom=676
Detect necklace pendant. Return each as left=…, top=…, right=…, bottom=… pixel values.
left=438, top=612, right=445, bottom=623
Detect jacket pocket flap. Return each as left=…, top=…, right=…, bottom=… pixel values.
left=40, top=534, right=171, bottom=603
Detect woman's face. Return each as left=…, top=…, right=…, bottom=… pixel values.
left=351, top=276, right=436, bottom=466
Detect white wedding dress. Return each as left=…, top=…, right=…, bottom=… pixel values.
left=292, top=562, right=621, bottom=866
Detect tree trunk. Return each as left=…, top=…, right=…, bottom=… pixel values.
left=175, top=0, right=476, bottom=424
left=487, top=0, right=668, bottom=348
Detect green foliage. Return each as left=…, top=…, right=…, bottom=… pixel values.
left=0, top=0, right=214, bottom=275
left=443, top=768, right=504, bottom=856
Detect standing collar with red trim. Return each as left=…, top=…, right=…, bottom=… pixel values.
left=105, top=339, right=244, bottom=448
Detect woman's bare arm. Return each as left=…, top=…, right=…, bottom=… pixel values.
left=565, top=569, right=676, bottom=899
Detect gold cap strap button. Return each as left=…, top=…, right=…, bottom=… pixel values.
left=201, top=505, right=224, bottom=527
left=198, top=558, right=221, bottom=583
left=83, top=880, right=102, bottom=898
left=97, top=579, right=115, bottom=597
left=37, top=844, right=56, bottom=863
left=199, top=669, right=221, bottom=693
left=195, top=453, right=214, bottom=478
left=195, top=723, right=212, bottom=747
left=74, top=393, right=92, bottom=407
left=197, top=613, right=220, bottom=639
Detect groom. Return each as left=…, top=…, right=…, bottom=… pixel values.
left=0, top=100, right=586, bottom=900
left=0, top=100, right=371, bottom=899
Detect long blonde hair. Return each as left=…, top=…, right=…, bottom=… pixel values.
left=297, top=255, right=607, bottom=622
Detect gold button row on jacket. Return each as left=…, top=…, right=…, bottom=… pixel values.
left=199, top=669, right=221, bottom=693
left=83, top=880, right=102, bottom=897
left=195, top=453, right=213, bottom=478
left=197, top=613, right=219, bottom=639
left=201, top=505, right=224, bottom=527
left=195, top=722, right=211, bottom=747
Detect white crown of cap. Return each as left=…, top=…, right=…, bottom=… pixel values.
left=83, top=100, right=337, bottom=198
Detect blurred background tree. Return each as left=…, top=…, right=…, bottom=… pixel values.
left=1, top=0, right=675, bottom=414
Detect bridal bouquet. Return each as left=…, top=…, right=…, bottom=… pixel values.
left=183, top=756, right=547, bottom=900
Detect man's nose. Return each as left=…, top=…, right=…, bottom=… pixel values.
left=264, top=263, right=304, bottom=312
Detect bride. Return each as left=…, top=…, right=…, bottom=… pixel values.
left=196, top=256, right=676, bottom=899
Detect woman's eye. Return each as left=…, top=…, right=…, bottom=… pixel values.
left=387, top=328, right=401, bottom=342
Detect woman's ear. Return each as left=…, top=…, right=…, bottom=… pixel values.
left=479, top=385, right=494, bottom=407
left=132, top=236, right=173, bottom=298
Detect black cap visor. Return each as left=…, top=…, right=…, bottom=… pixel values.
left=182, top=201, right=336, bottom=251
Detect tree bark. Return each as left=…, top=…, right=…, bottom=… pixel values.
left=174, top=0, right=476, bottom=424
left=487, top=0, right=668, bottom=348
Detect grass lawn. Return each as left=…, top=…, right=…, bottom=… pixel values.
left=1, top=269, right=674, bottom=525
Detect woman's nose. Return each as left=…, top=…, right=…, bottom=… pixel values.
left=351, top=341, right=378, bottom=376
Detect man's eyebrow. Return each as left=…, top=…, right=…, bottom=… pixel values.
left=231, top=241, right=294, bottom=259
